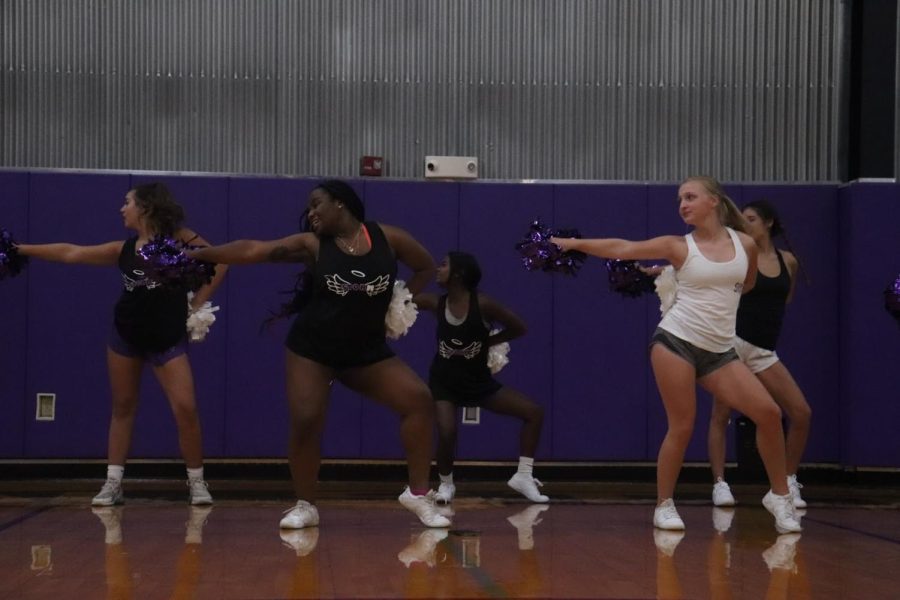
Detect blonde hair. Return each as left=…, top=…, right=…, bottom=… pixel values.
left=683, top=175, right=748, bottom=233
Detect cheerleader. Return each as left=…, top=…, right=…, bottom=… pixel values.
left=17, top=182, right=225, bottom=506
left=189, top=180, right=450, bottom=529
left=415, top=251, right=548, bottom=504
left=552, top=176, right=801, bottom=534
left=708, top=200, right=811, bottom=509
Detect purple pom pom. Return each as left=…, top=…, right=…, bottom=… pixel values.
left=138, top=235, right=216, bottom=292
left=0, top=228, right=29, bottom=280
left=515, top=220, right=586, bottom=276
left=605, top=259, right=656, bottom=298
left=886, top=273, right=900, bottom=325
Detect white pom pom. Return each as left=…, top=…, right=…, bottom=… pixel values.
left=385, top=280, right=418, bottom=340
left=186, top=291, right=220, bottom=342
left=487, top=328, right=510, bottom=374
left=654, top=266, right=677, bottom=316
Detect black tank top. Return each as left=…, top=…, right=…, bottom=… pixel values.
left=113, top=237, right=188, bottom=352
left=736, top=249, right=790, bottom=351
left=428, top=291, right=496, bottom=394
left=288, top=222, right=397, bottom=346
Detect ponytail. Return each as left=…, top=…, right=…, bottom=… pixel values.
left=683, top=176, right=748, bottom=233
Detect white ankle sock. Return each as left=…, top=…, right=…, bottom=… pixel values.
left=107, top=465, right=124, bottom=481
left=517, top=456, right=534, bottom=476
left=439, top=473, right=454, bottom=485
left=187, top=467, right=204, bottom=481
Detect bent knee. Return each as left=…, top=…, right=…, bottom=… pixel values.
left=753, top=402, right=784, bottom=428
left=787, top=401, right=812, bottom=426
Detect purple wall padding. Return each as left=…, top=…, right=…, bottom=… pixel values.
left=553, top=184, right=652, bottom=459
left=0, top=172, right=30, bottom=457
left=358, top=180, right=460, bottom=459
left=458, top=182, right=555, bottom=460
left=839, top=182, right=900, bottom=467
left=4, top=170, right=896, bottom=468
left=25, top=173, right=130, bottom=457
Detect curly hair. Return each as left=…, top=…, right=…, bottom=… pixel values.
left=131, top=182, right=185, bottom=237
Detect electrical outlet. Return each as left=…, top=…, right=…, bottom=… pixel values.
left=462, top=406, right=480, bottom=425
left=31, top=545, right=52, bottom=571
left=35, top=393, right=55, bottom=421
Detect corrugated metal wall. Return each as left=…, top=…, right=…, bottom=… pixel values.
left=896, top=13, right=900, bottom=180
left=1, top=0, right=845, bottom=181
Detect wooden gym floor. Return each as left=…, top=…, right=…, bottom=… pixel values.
left=1, top=476, right=898, bottom=599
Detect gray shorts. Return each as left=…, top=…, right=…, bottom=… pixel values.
left=650, top=328, right=738, bottom=378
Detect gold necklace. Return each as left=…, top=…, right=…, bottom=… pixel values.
left=337, top=225, right=363, bottom=254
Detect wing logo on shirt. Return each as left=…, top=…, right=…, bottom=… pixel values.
left=438, top=340, right=482, bottom=359
left=325, top=273, right=391, bottom=297
left=122, top=270, right=161, bottom=292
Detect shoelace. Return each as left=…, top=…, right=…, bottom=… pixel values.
left=532, top=478, right=544, bottom=488
left=99, top=479, right=120, bottom=494
left=283, top=501, right=311, bottom=515
left=658, top=505, right=680, bottom=520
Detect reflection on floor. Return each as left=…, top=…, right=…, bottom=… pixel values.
left=1, top=482, right=899, bottom=599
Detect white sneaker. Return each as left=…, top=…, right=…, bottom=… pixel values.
left=280, top=500, right=320, bottom=529
left=507, top=505, right=549, bottom=550
left=397, top=529, right=449, bottom=567
left=712, top=507, right=735, bottom=533
left=185, top=506, right=212, bottom=544
left=653, top=529, right=685, bottom=557
left=762, top=491, right=802, bottom=534
left=188, top=478, right=213, bottom=505
left=92, top=506, right=124, bottom=545
left=762, top=533, right=801, bottom=572
left=712, top=479, right=736, bottom=507
left=788, top=475, right=807, bottom=509
left=653, top=499, right=685, bottom=530
left=507, top=472, right=549, bottom=503
left=398, top=487, right=451, bottom=528
left=434, top=482, right=456, bottom=504
left=280, top=528, right=320, bottom=556
left=92, top=478, right=124, bottom=506
left=435, top=504, right=456, bottom=520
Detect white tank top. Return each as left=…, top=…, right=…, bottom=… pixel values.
left=658, top=227, right=748, bottom=353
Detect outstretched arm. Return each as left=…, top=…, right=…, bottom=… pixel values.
left=188, top=232, right=317, bottom=266
left=16, top=241, right=123, bottom=266
left=550, top=235, right=688, bottom=268
left=479, top=293, right=527, bottom=346
left=381, top=224, right=436, bottom=295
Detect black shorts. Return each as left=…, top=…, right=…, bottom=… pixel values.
left=286, top=335, right=394, bottom=370
left=429, top=379, right=503, bottom=407
left=649, top=327, right=738, bottom=378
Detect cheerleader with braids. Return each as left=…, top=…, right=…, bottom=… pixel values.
left=190, top=180, right=451, bottom=529
left=16, top=183, right=226, bottom=506
left=414, top=251, right=549, bottom=505
left=552, top=176, right=801, bottom=534
left=708, top=200, right=811, bottom=510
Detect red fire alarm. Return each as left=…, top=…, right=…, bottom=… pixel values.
left=360, top=156, right=384, bottom=177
